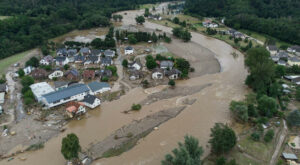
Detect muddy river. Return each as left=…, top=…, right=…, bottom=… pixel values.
left=0, top=3, right=248, bottom=165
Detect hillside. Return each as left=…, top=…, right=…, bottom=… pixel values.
left=185, top=0, right=300, bottom=44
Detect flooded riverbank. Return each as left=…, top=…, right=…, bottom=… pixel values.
left=0, top=3, right=247, bottom=165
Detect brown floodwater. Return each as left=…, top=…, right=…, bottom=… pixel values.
left=0, top=4, right=248, bottom=165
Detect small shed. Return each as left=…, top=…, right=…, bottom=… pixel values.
left=282, top=153, right=298, bottom=161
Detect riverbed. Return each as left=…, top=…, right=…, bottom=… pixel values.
left=0, top=3, right=247, bottom=165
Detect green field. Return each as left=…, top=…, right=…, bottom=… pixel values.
left=0, top=50, right=33, bottom=74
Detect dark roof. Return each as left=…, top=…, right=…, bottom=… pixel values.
left=290, top=57, right=300, bottom=62
left=87, top=55, right=99, bottom=62
left=282, top=153, right=298, bottom=160
left=164, top=69, right=182, bottom=76
left=125, top=46, right=133, bottom=50
left=160, top=60, right=174, bottom=68
left=80, top=47, right=90, bottom=54
left=65, top=69, right=79, bottom=77
left=104, top=50, right=115, bottom=56
left=96, top=69, right=112, bottom=77
left=268, top=45, right=278, bottom=51
left=56, top=56, right=67, bottom=62
left=290, top=45, right=300, bottom=52
left=129, top=70, right=143, bottom=77
left=74, top=55, right=85, bottom=62
left=57, top=48, right=67, bottom=56
left=101, top=57, right=112, bottom=64
left=67, top=49, right=77, bottom=56
left=43, top=83, right=90, bottom=104
left=83, top=70, right=95, bottom=79
left=91, top=49, right=102, bottom=56
left=152, top=68, right=164, bottom=73
left=87, top=81, right=110, bottom=92
left=82, top=94, right=98, bottom=104
left=31, top=68, right=48, bottom=78
left=54, top=81, right=70, bottom=89
left=277, top=51, right=288, bottom=58
left=0, top=84, right=7, bottom=92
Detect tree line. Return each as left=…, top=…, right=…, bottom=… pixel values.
left=0, top=0, right=175, bottom=60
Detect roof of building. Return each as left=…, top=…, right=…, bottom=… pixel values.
left=74, top=55, right=85, bottom=62
left=277, top=51, right=288, bottom=58
left=290, top=45, right=300, bottom=52
left=153, top=68, right=164, bottom=73
left=31, top=68, right=48, bottom=78
left=101, top=57, right=112, bottom=64
left=66, top=101, right=84, bottom=113
left=268, top=45, right=278, bottom=51
left=125, top=46, right=134, bottom=50
left=282, top=153, right=298, bottom=160
left=56, top=56, right=67, bottom=62
left=129, top=70, right=143, bottom=77
left=96, top=69, right=112, bottom=77
left=54, top=81, right=70, bottom=89
left=67, top=49, right=78, bottom=56
left=289, top=57, right=300, bottom=62
left=87, top=81, right=110, bottom=92
left=165, top=69, right=182, bottom=76
left=80, top=47, right=90, bottom=54
left=57, top=48, right=67, bottom=55
left=160, top=60, right=174, bottom=68
left=43, top=83, right=90, bottom=104
left=278, top=60, right=287, bottom=65
left=91, top=49, right=102, bottom=56
left=65, top=69, right=79, bottom=77
left=82, top=94, right=99, bottom=104
left=30, top=82, right=55, bottom=99
left=87, top=55, right=99, bottom=62
left=42, top=55, right=54, bottom=62
left=104, top=50, right=115, bottom=56
left=0, top=84, right=7, bottom=93
left=83, top=70, right=95, bottom=79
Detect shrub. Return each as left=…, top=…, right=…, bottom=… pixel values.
left=287, top=110, right=300, bottom=127
left=131, top=104, right=142, bottom=111
left=168, top=80, right=175, bottom=87
left=251, top=132, right=260, bottom=141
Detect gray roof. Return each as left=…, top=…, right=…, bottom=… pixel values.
left=57, top=48, right=67, bottom=56
left=65, top=69, right=79, bottom=77
left=268, top=45, right=278, bottom=51
left=290, top=45, right=300, bottom=52
left=104, top=50, right=115, bottom=56
left=277, top=51, right=288, bottom=58
left=0, top=84, right=7, bottom=92
left=101, top=57, right=112, bottom=64
left=75, top=55, right=85, bottom=62
left=87, top=55, right=99, bottom=62
left=87, top=81, right=110, bottom=92
left=165, top=69, right=182, bottom=76
left=80, top=47, right=90, bottom=54
left=67, top=49, right=77, bottom=56
left=153, top=68, right=164, bottom=73
left=289, top=57, right=300, bottom=62
left=43, top=83, right=90, bottom=104
left=82, top=94, right=98, bottom=104
left=160, top=60, right=174, bottom=68
left=54, top=81, right=70, bottom=89
left=91, top=49, right=102, bottom=56
left=282, top=153, right=298, bottom=160
left=56, top=56, right=67, bottom=62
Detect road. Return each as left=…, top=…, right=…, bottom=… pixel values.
left=270, top=120, right=288, bottom=165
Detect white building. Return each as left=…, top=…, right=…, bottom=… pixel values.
left=152, top=68, right=164, bottom=79
left=82, top=94, right=101, bottom=109
left=125, top=46, right=134, bottom=55
left=30, top=82, right=55, bottom=102
left=128, top=61, right=141, bottom=70
left=55, top=56, right=69, bottom=66
left=23, top=66, right=34, bottom=75
left=48, top=70, right=64, bottom=79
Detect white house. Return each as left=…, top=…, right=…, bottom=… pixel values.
left=152, top=68, right=164, bottom=79
left=287, top=45, right=300, bottom=56
left=267, top=45, right=278, bottom=56
left=66, top=102, right=86, bottom=118
left=165, top=69, right=182, bottom=80
left=48, top=70, right=64, bottom=79
left=125, top=46, right=134, bottom=55
left=87, top=81, right=111, bottom=95
left=40, top=55, right=53, bottom=65
left=128, top=61, right=142, bottom=70
left=82, top=94, right=101, bottom=109
left=104, top=49, right=115, bottom=58
left=30, top=82, right=55, bottom=102
left=23, top=66, right=34, bottom=75
left=55, top=56, right=69, bottom=66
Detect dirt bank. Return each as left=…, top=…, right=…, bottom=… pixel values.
left=87, top=106, right=187, bottom=160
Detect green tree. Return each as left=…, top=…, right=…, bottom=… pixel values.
left=25, top=57, right=39, bottom=67
left=146, top=55, right=157, bottom=70
left=122, top=59, right=128, bottom=68
left=172, top=27, right=183, bottom=38
left=257, top=95, right=277, bottom=118
left=18, top=68, right=25, bottom=77
left=264, top=129, right=274, bottom=142
left=245, top=48, right=275, bottom=94
left=161, top=135, right=203, bottom=165
left=251, top=132, right=260, bottom=141
left=135, top=16, right=145, bottom=25
left=131, top=104, right=142, bottom=111
left=296, top=87, right=300, bottom=101
left=128, top=34, right=137, bottom=44
left=168, top=80, right=176, bottom=87
left=181, top=29, right=192, bottom=42
left=173, top=17, right=180, bottom=24
left=61, top=133, right=81, bottom=160
left=229, top=101, right=248, bottom=122
left=275, top=65, right=286, bottom=78
left=144, top=8, right=150, bottom=17
left=287, top=110, right=300, bottom=127
left=151, top=32, right=158, bottom=43
left=112, top=15, right=118, bottom=21
left=21, top=76, right=34, bottom=87
left=209, top=123, right=236, bottom=155
left=63, top=64, right=70, bottom=70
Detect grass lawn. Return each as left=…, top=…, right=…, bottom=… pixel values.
left=239, top=29, right=291, bottom=48
left=139, top=4, right=158, bottom=9
left=0, top=50, right=33, bottom=74
left=238, top=135, right=275, bottom=162
left=230, top=149, right=262, bottom=165
left=0, top=16, right=10, bottom=20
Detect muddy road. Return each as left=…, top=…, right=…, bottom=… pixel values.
left=0, top=3, right=247, bottom=165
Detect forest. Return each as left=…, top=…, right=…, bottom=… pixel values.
left=0, top=0, right=173, bottom=60
left=185, top=0, right=300, bottom=45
